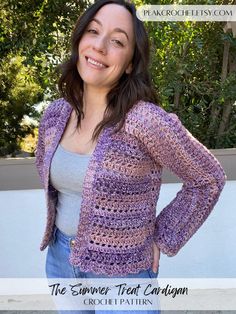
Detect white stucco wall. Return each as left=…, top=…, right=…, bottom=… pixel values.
left=0, top=181, right=235, bottom=278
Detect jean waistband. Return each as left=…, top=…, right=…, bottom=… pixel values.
left=52, top=225, right=76, bottom=247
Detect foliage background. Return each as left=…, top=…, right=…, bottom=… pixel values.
left=0, top=0, right=236, bottom=156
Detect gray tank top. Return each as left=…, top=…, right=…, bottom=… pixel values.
left=50, top=144, right=92, bottom=236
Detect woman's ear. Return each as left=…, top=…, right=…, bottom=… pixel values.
left=125, top=62, right=132, bottom=74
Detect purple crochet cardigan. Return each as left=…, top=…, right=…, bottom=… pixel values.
left=35, top=98, right=226, bottom=276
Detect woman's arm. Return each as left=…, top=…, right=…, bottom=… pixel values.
left=131, top=102, right=227, bottom=257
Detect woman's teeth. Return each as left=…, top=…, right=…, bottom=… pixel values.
left=87, top=57, right=107, bottom=68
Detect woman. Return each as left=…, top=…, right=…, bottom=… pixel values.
left=35, top=0, right=226, bottom=313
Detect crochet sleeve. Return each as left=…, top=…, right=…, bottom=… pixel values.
left=132, top=102, right=227, bottom=257
left=34, top=99, right=59, bottom=187
left=35, top=106, right=47, bottom=188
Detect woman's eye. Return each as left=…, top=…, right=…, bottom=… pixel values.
left=87, top=29, right=97, bottom=34
left=111, top=39, right=124, bottom=47
left=86, top=29, right=124, bottom=47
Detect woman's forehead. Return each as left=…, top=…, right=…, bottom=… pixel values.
left=91, top=4, right=134, bottom=36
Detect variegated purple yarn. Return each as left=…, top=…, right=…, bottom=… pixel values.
left=35, top=98, right=226, bottom=276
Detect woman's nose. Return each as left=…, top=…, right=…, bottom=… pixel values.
left=92, top=37, right=107, bottom=54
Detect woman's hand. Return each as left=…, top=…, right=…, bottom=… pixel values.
left=152, top=241, right=160, bottom=273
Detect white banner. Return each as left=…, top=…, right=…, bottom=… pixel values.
left=0, top=278, right=236, bottom=311
left=136, top=5, right=236, bottom=22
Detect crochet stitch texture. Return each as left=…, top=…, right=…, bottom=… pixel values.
left=35, top=98, right=226, bottom=276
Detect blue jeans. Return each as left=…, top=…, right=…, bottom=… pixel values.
left=45, top=225, right=161, bottom=314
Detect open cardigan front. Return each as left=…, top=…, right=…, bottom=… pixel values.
left=35, top=98, right=226, bottom=276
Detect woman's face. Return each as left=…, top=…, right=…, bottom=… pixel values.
left=77, top=3, right=135, bottom=91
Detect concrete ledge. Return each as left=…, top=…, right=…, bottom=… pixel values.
left=0, top=149, right=235, bottom=191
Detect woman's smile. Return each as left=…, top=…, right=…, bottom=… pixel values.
left=85, top=56, right=108, bottom=70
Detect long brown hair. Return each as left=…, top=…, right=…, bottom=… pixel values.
left=58, top=0, right=159, bottom=141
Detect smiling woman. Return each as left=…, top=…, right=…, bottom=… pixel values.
left=57, top=0, right=158, bottom=140
left=35, top=0, right=226, bottom=313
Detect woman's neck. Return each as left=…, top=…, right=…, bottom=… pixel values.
left=82, top=85, right=108, bottom=118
